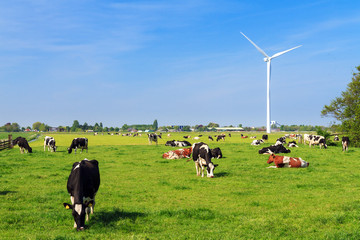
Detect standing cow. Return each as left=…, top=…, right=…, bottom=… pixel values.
left=68, top=138, right=88, bottom=154
left=191, top=142, right=218, bottom=178
left=44, top=136, right=57, bottom=152
left=13, top=137, right=32, bottom=153
left=148, top=133, right=158, bottom=145
left=63, top=159, right=100, bottom=231
left=342, top=137, right=350, bottom=152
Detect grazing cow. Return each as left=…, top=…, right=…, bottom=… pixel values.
left=148, top=133, right=158, bottom=145
left=258, top=145, right=291, bottom=154
left=208, top=136, right=214, bottom=141
left=162, top=147, right=192, bottom=159
left=211, top=147, right=223, bottom=159
left=63, top=159, right=100, bottom=231
left=342, top=137, right=350, bottom=152
left=183, top=136, right=191, bottom=139
left=288, top=141, right=298, bottom=148
left=68, top=138, right=88, bottom=154
left=13, top=137, right=32, bottom=153
left=228, top=133, right=231, bottom=137
left=262, top=135, right=268, bottom=141
left=165, top=140, right=191, bottom=147
left=216, top=134, right=225, bottom=142
left=191, top=142, right=218, bottom=178
left=44, top=136, right=56, bottom=152
left=251, top=139, right=264, bottom=146
left=267, top=154, right=309, bottom=168
left=334, top=135, right=339, bottom=141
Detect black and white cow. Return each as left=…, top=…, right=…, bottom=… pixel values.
left=68, top=138, right=88, bottom=154
left=275, top=137, right=287, bottom=145
left=191, top=142, right=218, bottom=178
left=63, top=159, right=100, bottom=231
left=287, top=141, right=299, bottom=148
left=44, top=136, right=56, bottom=152
left=216, top=134, right=225, bottom=142
left=258, top=145, right=291, bottom=154
left=309, top=135, right=327, bottom=149
left=165, top=140, right=191, bottom=147
left=334, top=135, right=340, bottom=141
left=211, top=147, right=223, bottom=159
left=148, top=133, right=158, bottom=145
left=262, top=134, right=268, bottom=141
left=342, top=137, right=350, bottom=152
left=13, top=137, right=32, bottom=153
left=208, top=136, right=214, bottom=141
left=251, top=139, right=264, bottom=146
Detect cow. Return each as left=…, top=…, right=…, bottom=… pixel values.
left=342, top=137, right=350, bottom=152
left=183, top=136, right=191, bottom=139
left=216, top=134, right=225, bottom=142
left=162, top=147, right=192, bottom=159
left=13, top=137, right=32, bottom=153
left=190, top=142, right=218, bottom=178
left=334, top=135, right=339, bottom=141
left=309, top=135, right=327, bottom=149
left=63, top=159, right=100, bottom=231
left=68, top=138, right=88, bottom=154
left=211, top=147, right=223, bottom=159
left=288, top=141, right=299, bottom=148
left=165, top=140, right=191, bottom=147
left=267, top=154, right=309, bottom=168
left=148, top=133, right=158, bottom=145
left=262, top=135, right=268, bottom=141
left=44, top=136, right=56, bottom=152
left=251, top=139, right=264, bottom=146
left=193, top=137, right=200, bottom=140
left=258, top=145, right=291, bottom=154
left=208, top=136, right=214, bottom=141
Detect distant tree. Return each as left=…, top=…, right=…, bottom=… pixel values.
left=115, top=127, right=120, bottom=132
left=109, top=127, right=114, bottom=132
left=71, top=120, right=80, bottom=132
left=121, top=124, right=129, bottom=131
left=104, top=127, right=109, bottom=132
left=33, top=122, right=42, bottom=131
left=321, top=65, right=360, bottom=145
left=207, top=122, right=219, bottom=128
left=183, top=126, right=191, bottom=132
left=82, top=122, right=89, bottom=131
left=11, top=123, right=20, bottom=132
left=153, top=120, right=158, bottom=131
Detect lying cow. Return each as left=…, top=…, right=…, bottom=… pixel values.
left=162, top=147, right=192, bottom=159
left=342, top=137, right=350, bottom=152
left=287, top=141, right=298, bottom=148
left=44, top=136, right=57, bottom=152
left=267, top=154, right=309, bottom=168
left=258, top=145, right=291, bottom=154
left=13, top=137, right=32, bottom=153
left=63, top=159, right=100, bottom=231
left=190, top=142, right=218, bottom=178
left=68, top=138, right=88, bottom=154
left=251, top=139, right=264, bottom=146
left=165, top=140, right=191, bottom=147
left=211, top=147, right=223, bottom=159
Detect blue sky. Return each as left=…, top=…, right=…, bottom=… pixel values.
left=1, top=0, right=360, bottom=128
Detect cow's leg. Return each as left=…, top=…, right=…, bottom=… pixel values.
left=195, top=162, right=201, bottom=176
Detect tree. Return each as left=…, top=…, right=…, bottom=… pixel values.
left=321, top=65, right=360, bottom=145
left=71, top=120, right=80, bottom=132
left=153, top=120, right=158, bottom=131
left=207, top=122, right=219, bottom=128
left=33, top=122, right=42, bottom=131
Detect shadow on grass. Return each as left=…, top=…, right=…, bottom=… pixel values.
left=214, top=171, right=229, bottom=178
left=0, top=191, right=16, bottom=195
left=89, top=208, right=146, bottom=228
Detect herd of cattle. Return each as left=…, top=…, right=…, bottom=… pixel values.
left=9, top=132, right=351, bottom=230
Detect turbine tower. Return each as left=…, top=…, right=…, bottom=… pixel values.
left=240, top=32, right=301, bottom=133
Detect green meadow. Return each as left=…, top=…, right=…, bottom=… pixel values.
left=1, top=132, right=360, bottom=239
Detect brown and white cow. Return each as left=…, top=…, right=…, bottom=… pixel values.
left=162, top=147, right=192, bottom=159
left=267, top=154, right=309, bottom=168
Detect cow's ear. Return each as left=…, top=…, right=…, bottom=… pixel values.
left=63, top=203, right=73, bottom=210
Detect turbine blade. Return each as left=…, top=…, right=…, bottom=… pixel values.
left=240, top=32, right=269, bottom=58
left=270, top=45, right=302, bottom=59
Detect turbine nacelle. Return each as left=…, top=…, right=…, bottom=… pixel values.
left=264, top=57, right=270, bottom=62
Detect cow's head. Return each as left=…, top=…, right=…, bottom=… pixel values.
left=63, top=201, right=93, bottom=231
left=206, top=163, right=218, bottom=178
left=68, top=148, right=73, bottom=154
left=267, top=154, right=276, bottom=164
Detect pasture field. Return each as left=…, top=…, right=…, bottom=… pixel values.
left=1, top=132, right=360, bottom=239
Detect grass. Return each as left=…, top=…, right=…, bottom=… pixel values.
left=1, top=132, right=360, bottom=239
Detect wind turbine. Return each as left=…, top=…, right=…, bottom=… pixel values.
left=240, top=32, right=301, bottom=133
